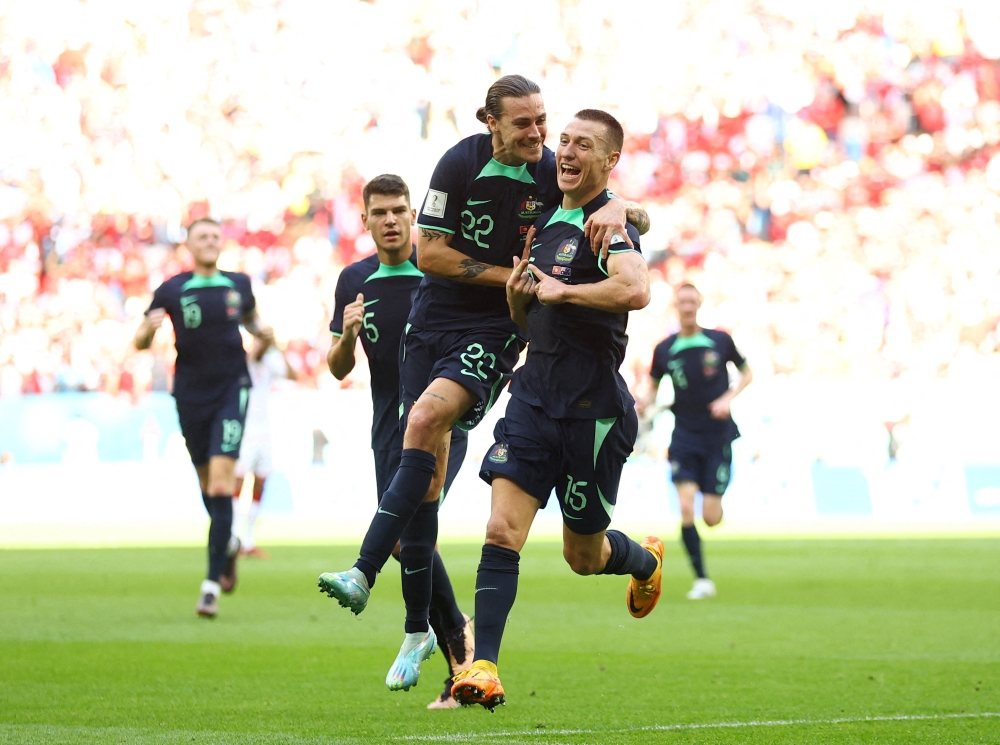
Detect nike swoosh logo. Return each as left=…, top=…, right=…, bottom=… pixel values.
left=180, top=296, right=197, bottom=305
left=404, top=567, right=427, bottom=575
left=467, top=199, right=491, bottom=206
left=377, top=507, right=399, bottom=517
left=628, top=594, right=643, bottom=615
left=475, top=587, right=498, bottom=593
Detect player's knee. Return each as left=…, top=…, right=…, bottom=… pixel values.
left=703, top=508, right=723, bottom=527
left=485, top=517, right=522, bottom=552
left=563, top=546, right=602, bottom=576
left=405, top=404, right=449, bottom=447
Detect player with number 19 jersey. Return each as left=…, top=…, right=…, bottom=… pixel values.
left=406, top=133, right=563, bottom=428
left=148, top=270, right=255, bottom=463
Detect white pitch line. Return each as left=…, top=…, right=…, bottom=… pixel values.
left=399, top=711, right=1000, bottom=742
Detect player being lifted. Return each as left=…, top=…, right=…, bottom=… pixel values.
left=317, top=75, right=650, bottom=693
left=326, top=175, right=475, bottom=709
left=135, top=218, right=273, bottom=618
left=649, top=284, right=752, bottom=599
left=450, top=109, right=662, bottom=711
left=233, top=335, right=296, bottom=559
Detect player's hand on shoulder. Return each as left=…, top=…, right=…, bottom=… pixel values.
left=147, top=308, right=167, bottom=329
left=585, top=199, right=632, bottom=260
left=342, top=293, right=365, bottom=337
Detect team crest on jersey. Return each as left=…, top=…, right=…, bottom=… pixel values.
left=488, top=443, right=509, bottom=464
left=226, top=289, right=242, bottom=318
left=703, top=349, right=719, bottom=377
left=555, top=238, right=578, bottom=263
left=519, top=196, right=543, bottom=219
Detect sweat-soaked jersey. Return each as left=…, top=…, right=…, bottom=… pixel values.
left=411, top=133, right=562, bottom=332
left=147, top=271, right=255, bottom=404
left=509, top=190, right=642, bottom=420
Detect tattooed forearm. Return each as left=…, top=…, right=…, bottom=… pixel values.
left=423, top=392, right=448, bottom=403
left=421, top=228, right=449, bottom=241
left=458, top=258, right=490, bottom=278
left=624, top=202, right=650, bottom=236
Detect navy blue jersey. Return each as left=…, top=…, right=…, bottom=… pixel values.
left=148, top=271, right=255, bottom=404
left=411, top=133, right=562, bottom=331
left=330, top=252, right=424, bottom=451
left=509, top=190, right=642, bottom=420
left=650, top=329, right=746, bottom=436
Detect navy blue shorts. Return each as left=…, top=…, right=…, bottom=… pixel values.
left=480, top=397, right=638, bottom=535
left=669, top=429, right=733, bottom=496
left=399, top=324, right=524, bottom=431
left=373, top=427, right=468, bottom=503
left=175, top=377, right=250, bottom=467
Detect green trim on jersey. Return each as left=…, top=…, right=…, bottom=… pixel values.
left=181, top=273, right=236, bottom=291
left=364, top=261, right=424, bottom=283
left=545, top=206, right=586, bottom=232
left=331, top=331, right=343, bottom=338
left=416, top=223, right=456, bottom=234
left=669, top=332, right=716, bottom=355
left=474, top=159, right=536, bottom=184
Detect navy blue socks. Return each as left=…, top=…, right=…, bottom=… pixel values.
left=681, top=524, right=706, bottom=579
left=400, top=501, right=438, bottom=634
left=206, top=496, right=233, bottom=582
left=600, top=530, right=657, bottom=580
left=473, top=544, right=520, bottom=665
left=356, top=448, right=437, bottom=587
left=431, top=549, right=466, bottom=632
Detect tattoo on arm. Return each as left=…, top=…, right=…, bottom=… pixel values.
left=420, top=228, right=449, bottom=241
left=458, top=258, right=490, bottom=278
left=625, top=204, right=650, bottom=235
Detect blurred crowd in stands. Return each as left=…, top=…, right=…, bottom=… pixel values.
left=2, top=0, right=1000, bottom=399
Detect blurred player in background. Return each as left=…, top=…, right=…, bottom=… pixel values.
left=318, top=75, right=650, bottom=695
left=453, top=110, right=661, bottom=711
left=648, top=284, right=752, bottom=600
left=326, top=174, right=474, bottom=709
left=135, top=218, right=273, bottom=618
left=232, top=335, right=296, bottom=560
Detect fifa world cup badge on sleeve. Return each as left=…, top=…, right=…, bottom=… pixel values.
left=424, top=190, right=448, bottom=218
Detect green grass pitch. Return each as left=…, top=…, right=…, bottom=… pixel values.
left=1, top=539, right=997, bottom=744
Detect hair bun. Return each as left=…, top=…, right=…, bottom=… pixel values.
left=476, top=106, right=488, bottom=124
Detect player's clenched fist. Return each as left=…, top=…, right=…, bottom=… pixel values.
left=342, top=293, right=365, bottom=338
left=147, top=308, right=167, bottom=329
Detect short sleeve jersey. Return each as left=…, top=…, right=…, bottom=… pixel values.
left=411, top=133, right=562, bottom=331
left=509, top=190, right=642, bottom=420
left=330, top=252, right=424, bottom=451
left=147, top=271, right=255, bottom=404
left=650, top=329, right=746, bottom=436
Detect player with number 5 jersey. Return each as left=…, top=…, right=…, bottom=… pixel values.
left=136, top=217, right=274, bottom=619
left=317, top=76, right=651, bottom=696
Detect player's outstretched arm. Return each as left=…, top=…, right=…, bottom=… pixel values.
left=532, top=250, right=650, bottom=313
left=327, top=293, right=364, bottom=380
left=134, top=308, right=165, bottom=350
left=417, top=227, right=511, bottom=287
